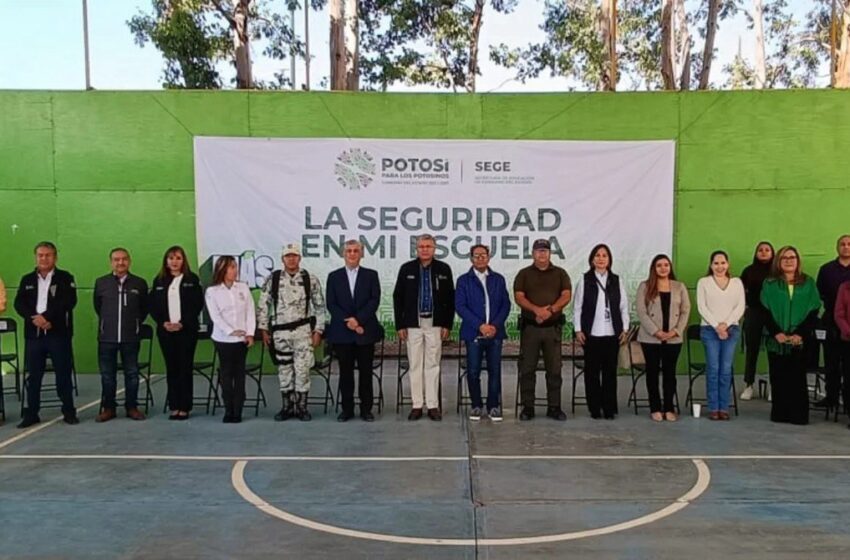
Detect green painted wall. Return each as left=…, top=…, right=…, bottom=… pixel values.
left=1, top=90, right=849, bottom=373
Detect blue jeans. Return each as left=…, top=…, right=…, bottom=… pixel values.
left=98, top=341, right=141, bottom=410
left=700, top=325, right=740, bottom=412
left=465, top=338, right=503, bottom=410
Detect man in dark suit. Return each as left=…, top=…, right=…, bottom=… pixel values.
left=14, top=241, right=79, bottom=428
left=325, top=240, right=383, bottom=422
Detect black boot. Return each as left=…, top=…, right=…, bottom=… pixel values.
left=296, top=391, right=311, bottom=421
left=274, top=391, right=294, bottom=421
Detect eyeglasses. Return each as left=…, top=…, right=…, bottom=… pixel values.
left=471, top=254, right=489, bottom=259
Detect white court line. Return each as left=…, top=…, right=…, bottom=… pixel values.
left=3, top=454, right=850, bottom=461
left=0, top=378, right=157, bottom=452
left=230, top=458, right=711, bottom=546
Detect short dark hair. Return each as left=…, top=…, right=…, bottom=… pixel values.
left=109, top=247, right=130, bottom=259
left=470, top=244, right=489, bottom=258
left=34, top=241, right=57, bottom=255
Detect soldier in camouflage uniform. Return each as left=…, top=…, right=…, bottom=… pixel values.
left=257, top=243, right=326, bottom=421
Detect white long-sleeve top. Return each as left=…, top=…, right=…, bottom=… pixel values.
left=205, top=282, right=256, bottom=343
left=573, top=271, right=630, bottom=337
left=696, top=276, right=746, bottom=328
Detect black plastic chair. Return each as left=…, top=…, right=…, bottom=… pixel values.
left=192, top=325, right=220, bottom=415
left=307, top=341, right=335, bottom=414
left=0, top=317, right=22, bottom=400
left=570, top=332, right=586, bottom=414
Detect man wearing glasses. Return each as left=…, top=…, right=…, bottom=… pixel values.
left=455, top=245, right=510, bottom=422
left=393, top=234, right=455, bottom=421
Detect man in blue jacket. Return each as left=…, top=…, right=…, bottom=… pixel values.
left=455, top=244, right=510, bottom=421
left=325, top=240, right=383, bottom=422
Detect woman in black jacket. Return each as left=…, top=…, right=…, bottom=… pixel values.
left=739, top=241, right=774, bottom=400
left=150, top=246, right=205, bottom=419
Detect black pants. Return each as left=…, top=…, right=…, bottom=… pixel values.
left=584, top=335, right=619, bottom=417
left=642, top=343, right=681, bottom=413
left=743, top=308, right=766, bottom=385
left=335, top=343, right=375, bottom=414
left=768, top=350, right=809, bottom=425
left=215, top=341, right=247, bottom=418
left=518, top=325, right=562, bottom=409
left=823, top=326, right=848, bottom=408
left=24, top=334, right=76, bottom=418
left=159, top=329, right=198, bottom=412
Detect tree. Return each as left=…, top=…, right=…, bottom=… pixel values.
left=661, top=0, right=691, bottom=90
left=490, top=0, right=664, bottom=91
left=330, top=0, right=359, bottom=90
left=358, top=1, right=518, bottom=92
left=129, top=0, right=307, bottom=89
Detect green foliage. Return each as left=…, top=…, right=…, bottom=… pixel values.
left=359, top=0, right=517, bottom=91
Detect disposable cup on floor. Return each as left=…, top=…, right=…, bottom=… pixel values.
left=692, top=403, right=702, bottom=418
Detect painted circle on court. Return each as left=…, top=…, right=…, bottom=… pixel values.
left=231, top=457, right=711, bottom=546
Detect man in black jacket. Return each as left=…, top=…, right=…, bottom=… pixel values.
left=14, top=241, right=78, bottom=428
left=93, top=248, right=149, bottom=422
left=393, top=234, right=454, bottom=421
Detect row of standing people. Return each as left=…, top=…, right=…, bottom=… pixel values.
left=4, top=235, right=850, bottom=428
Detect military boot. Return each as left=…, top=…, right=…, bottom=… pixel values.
left=296, top=391, right=311, bottom=421
left=274, top=391, right=294, bottom=421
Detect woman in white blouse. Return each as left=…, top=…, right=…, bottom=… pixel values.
left=205, top=256, right=256, bottom=423
left=697, top=250, right=746, bottom=421
left=149, top=246, right=204, bottom=420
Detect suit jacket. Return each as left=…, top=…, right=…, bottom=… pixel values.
left=14, top=268, right=78, bottom=339
left=325, top=266, right=383, bottom=345
left=635, top=280, right=691, bottom=344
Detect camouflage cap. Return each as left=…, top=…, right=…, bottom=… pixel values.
left=282, top=243, right=301, bottom=257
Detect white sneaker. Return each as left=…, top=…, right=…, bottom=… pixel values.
left=740, top=385, right=753, bottom=401
left=469, top=407, right=482, bottom=421
left=489, top=407, right=503, bottom=422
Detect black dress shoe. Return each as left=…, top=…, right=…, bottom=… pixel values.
left=360, top=411, right=375, bottom=422
left=222, top=415, right=234, bottom=424
left=337, top=410, right=355, bottom=422
left=169, top=412, right=181, bottom=421
left=17, top=416, right=41, bottom=429
left=519, top=407, right=535, bottom=421
left=63, top=415, right=80, bottom=425
left=604, top=414, right=616, bottom=420
left=408, top=408, right=423, bottom=421
left=590, top=411, right=602, bottom=419
left=427, top=408, right=442, bottom=421
left=546, top=407, right=567, bottom=421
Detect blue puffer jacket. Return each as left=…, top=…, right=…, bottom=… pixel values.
left=455, top=267, right=511, bottom=342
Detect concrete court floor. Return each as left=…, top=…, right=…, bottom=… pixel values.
left=0, top=364, right=849, bottom=560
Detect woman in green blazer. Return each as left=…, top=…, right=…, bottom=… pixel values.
left=760, top=245, right=821, bottom=425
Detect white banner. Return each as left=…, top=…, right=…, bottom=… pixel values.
left=194, top=137, right=674, bottom=318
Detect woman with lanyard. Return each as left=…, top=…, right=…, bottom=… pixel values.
left=697, top=250, right=746, bottom=421
left=574, top=244, right=630, bottom=419
left=636, top=254, right=691, bottom=422
left=205, top=256, right=256, bottom=423
left=150, top=246, right=204, bottom=420
left=760, top=246, right=820, bottom=425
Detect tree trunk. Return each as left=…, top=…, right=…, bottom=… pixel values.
left=233, top=0, right=252, bottom=89
left=467, top=0, right=485, bottom=93
left=661, top=0, right=675, bottom=90
left=598, top=0, right=617, bottom=91
left=837, top=1, right=850, bottom=88
left=753, top=0, right=767, bottom=89
left=330, top=0, right=345, bottom=90
left=343, top=0, right=359, bottom=90
left=330, top=0, right=358, bottom=90
left=676, top=0, right=690, bottom=90
left=698, top=0, right=719, bottom=89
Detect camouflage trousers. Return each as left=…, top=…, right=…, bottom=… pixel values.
left=271, top=325, right=314, bottom=393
